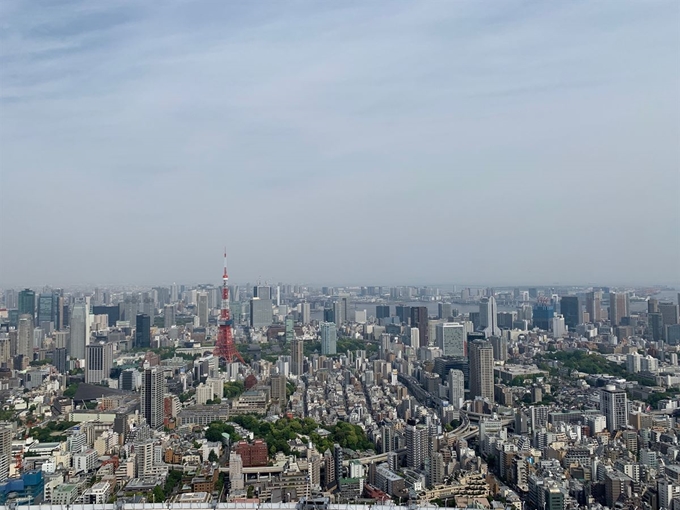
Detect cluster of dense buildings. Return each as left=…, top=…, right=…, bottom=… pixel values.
left=0, top=283, right=679, bottom=510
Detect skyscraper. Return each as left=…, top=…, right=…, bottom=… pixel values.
left=0, top=424, right=11, bottom=482
left=435, top=323, right=466, bottom=357
left=197, top=293, right=209, bottom=327
left=376, top=305, right=390, bottom=320
left=37, top=293, right=56, bottom=328
left=320, top=322, right=337, bottom=356
left=333, top=297, right=348, bottom=327
left=410, top=306, right=429, bottom=346
left=489, top=335, right=508, bottom=361
left=405, top=419, right=427, bottom=469
left=532, top=303, right=555, bottom=331
left=18, top=288, right=35, bottom=322
left=141, top=367, right=164, bottom=428
left=448, top=369, right=465, bottom=408
left=659, top=302, right=679, bottom=327
left=600, top=384, right=628, bottom=431
left=468, top=340, right=494, bottom=401
left=85, top=342, right=113, bottom=384
left=135, top=313, right=151, bottom=349
left=438, top=302, right=452, bottom=321
left=559, top=296, right=582, bottom=329
left=69, top=302, right=90, bottom=360
left=300, top=302, right=311, bottom=324
left=586, top=291, right=602, bottom=322
left=479, top=297, right=500, bottom=336
left=17, top=314, right=33, bottom=360
left=163, top=305, right=175, bottom=329
left=291, top=327, right=304, bottom=376
left=609, top=292, right=629, bottom=326
left=250, top=298, right=273, bottom=328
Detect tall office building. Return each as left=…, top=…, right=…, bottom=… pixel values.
left=17, top=314, right=34, bottom=360
left=609, top=292, right=629, bottom=326
left=197, top=293, right=209, bottom=327
left=270, top=373, right=287, bottom=402
left=85, top=342, right=113, bottom=384
left=489, top=335, right=508, bottom=361
left=163, top=305, right=175, bottom=329
left=411, top=306, right=429, bottom=346
left=600, top=384, right=628, bottom=431
left=405, top=419, right=428, bottom=469
left=300, top=302, right=311, bottom=324
left=254, top=285, right=271, bottom=300
left=376, top=305, right=390, bottom=320
left=141, top=367, right=164, bottom=428
left=54, top=347, right=68, bottom=374
left=560, top=296, right=582, bottom=329
left=69, top=301, right=90, bottom=360
left=438, top=303, right=453, bottom=321
left=468, top=340, right=494, bottom=401
left=18, top=289, right=35, bottom=322
left=586, top=291, right=602, bottom=322
left=659, top=303, right=679, bottom=327
left=37, top=293, right=56, bottom=328
left=448, top=369, right=465, bottom=408
left=135, top=313, right=151, bottom=349
left=435, top=323, right=466, bottom=357
left=479, top=297, right=500, bottom=336
left=0, top=424, right=11, bottom=482
left=648, top=298, right=659, bottom=314
left=250, top=298, right=272, bottom=328
left=532, top=303, right=555, bottom=331
left=320, top=322, right=337, bottom=356
left=291, top=333, right=304, bottom=376
left=333, top=297, right=348, bottom=327
left=648, top=313, right=664, bottom=342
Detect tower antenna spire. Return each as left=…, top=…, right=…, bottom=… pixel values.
left=214, top=249, right=245, bottom=363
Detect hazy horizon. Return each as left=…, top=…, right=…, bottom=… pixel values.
left=1, top=1, right=679, bottom=288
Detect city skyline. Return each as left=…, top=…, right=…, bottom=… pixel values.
left=1, top=1, right=678, bottom=287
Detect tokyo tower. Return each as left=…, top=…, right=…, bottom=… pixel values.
left=213, top=251, right=245, bottom=363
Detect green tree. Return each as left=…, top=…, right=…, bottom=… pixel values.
left=247, top=486, right=254, bottom=498
left=208, top=450, right=218, bottom=462
left=152, top=485, right=165, bottom=503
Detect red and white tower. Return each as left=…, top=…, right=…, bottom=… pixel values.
left=214, top=251, right=245, bottom=363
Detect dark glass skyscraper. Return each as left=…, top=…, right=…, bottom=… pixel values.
left=533, top=304, right=555, bottom=331
left=410, top=306, right=429, bottom=346
left=560, top=296, right=582, bottom=329
left=135, top=313, right=151, bottom=349
left=376, top=305, right=390, bottom=320
left=18, top=289, right=35, bottom=321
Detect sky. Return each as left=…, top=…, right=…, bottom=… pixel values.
left=1, top=0, right=679, bottom=288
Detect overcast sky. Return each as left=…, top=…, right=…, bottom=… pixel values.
left=1, top=1, right=678, bottom=288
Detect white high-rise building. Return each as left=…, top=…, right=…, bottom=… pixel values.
left=552, top=315, right=567, bottom=337
left=0, top=424, right=11, bottom=482
left=448, top=369, right=465, bottom=408
left=600, top=384, right=628, bottom=431
left=409, top=328, right=420, bottom=350
left=479, top=297, right=500, bottom=336
left=69, top=301, right=90, bottom=360
left=300, top=302, right=311, bottom=325
left=435, top=322, right=466, bottom=357
left=229, top=453, right=244, bottom=491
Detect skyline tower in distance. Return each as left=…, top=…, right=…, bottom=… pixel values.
left=214, top=251, right=245, bottom=363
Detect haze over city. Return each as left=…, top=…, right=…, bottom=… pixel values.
left=1, top=1, right=678, bottom=287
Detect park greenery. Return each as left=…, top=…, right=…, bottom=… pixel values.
left=223, top=381, right=245, bottom=399
left=536, top=350, right=655, bottom=385
left=304, top=337, right=378, bottom=357
left=207, top=415, right=373, bottom=456
left=29, top=421, right=77, bottom=442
